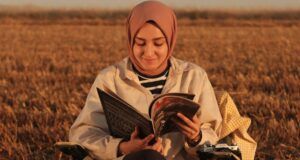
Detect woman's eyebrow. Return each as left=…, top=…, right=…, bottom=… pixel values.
left=135, top=37, right=165, bottom=41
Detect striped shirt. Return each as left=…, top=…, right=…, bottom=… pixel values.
left=133, top=64, right=170, bottom=96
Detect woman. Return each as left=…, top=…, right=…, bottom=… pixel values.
left=69, top=1, right=222, bottom=160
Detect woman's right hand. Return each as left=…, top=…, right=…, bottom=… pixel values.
left=119, top=127, right=163, bottom=155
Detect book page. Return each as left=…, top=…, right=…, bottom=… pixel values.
left=150, top=95, right=199, bottom=136
left=149, top=93, right=195, bottom=119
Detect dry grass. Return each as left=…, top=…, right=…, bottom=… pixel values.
left=0, top=10, right=299, bottom=159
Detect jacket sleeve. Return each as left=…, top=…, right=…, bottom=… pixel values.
left=69, top=74, right=123, bottom=160
left=183, top=72, right=223, bottom=155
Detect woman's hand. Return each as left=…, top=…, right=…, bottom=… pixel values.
left=175, top=113, right=202, bottom=143
left=119, top=127, right=163, bottom=155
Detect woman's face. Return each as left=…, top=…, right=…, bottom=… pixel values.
left=133, top=22, right=168, bottom=75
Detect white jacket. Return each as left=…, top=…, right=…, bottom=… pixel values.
left=69, top=57, right=222, bottom=160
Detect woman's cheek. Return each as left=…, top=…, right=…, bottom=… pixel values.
left=157, top=47, right=168, bottom=57
left=133, top=47, right=143, bottom=57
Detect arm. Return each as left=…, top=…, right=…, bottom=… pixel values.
left=69, top=74, right=123, bottom=159
left=183, top=72, right=223, bottom=155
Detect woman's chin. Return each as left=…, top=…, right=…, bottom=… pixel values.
left=141, top=63, right=158, bottom=70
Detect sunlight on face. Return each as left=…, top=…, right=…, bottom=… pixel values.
left=133, top=22, right=168, bottom=76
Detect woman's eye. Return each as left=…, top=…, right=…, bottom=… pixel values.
left=154, top=39, right=165, bottom=46
left=154, top=42, right=164, bottom=46
left=136, top=42, right=145, bottom=46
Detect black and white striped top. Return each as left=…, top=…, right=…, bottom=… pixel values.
left=133, top=64, right=170, bottom=96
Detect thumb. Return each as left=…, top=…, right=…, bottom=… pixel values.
left=131, top=126, right=139, bottom=139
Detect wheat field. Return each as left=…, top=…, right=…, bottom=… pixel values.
left=0, top=10, right=299, bottom=159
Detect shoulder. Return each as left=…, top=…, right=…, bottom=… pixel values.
left=96, top=65, right=117, bottom=80
left=94, top=58, right=128, bottom=82
left=171, top=57, right=208, bottom=78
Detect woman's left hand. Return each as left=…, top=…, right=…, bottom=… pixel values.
left=175, top=112, right=201, bottom=141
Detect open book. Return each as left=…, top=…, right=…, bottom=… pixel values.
left=96, top=86, right=200, bottom=143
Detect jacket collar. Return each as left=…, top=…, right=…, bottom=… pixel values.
left=118, top=56, right=182, bottom=81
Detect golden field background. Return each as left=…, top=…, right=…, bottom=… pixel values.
left=0, top=10, right=299, bottom=159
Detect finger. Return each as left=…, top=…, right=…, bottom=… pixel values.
left=176, top=121, right=198, bottom=135
left=130, top=126, right=139, bottom=139
left=160, top=147, right=164, bottom=155
left=151, top=144, right=159, bottom=151
left=155, top=139, right=164, bottom=155
left=144, top=145, right=161, bottom=153
left=150, top=143, right=162, bottom=153
left=142, top=134, right=154, bottom=145
left=152, top=138, right=162, bottom=150
left=177, top=122, right=200, bottom=139
left=179, top=128, right=196, bottom=139
left=157, top=139, right=163, bottom=153
left=155, top=144, right=162, bottom=153
left=177, top=113, right=199, bottom=131
left=177, top=113, right=197, bottom=127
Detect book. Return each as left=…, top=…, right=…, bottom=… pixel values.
left=54, top=142, right=88, bottom=159
left=96, top=86, right=200, bottom=143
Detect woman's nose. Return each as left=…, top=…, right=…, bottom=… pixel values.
left=143, top=44, right=154, bottom=57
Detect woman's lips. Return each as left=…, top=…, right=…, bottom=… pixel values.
left=143, top=58, right=157, bottom=63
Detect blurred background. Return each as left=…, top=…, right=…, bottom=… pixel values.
left=0, top=0, right=299, bottom=159
left=1, top=0, right=300, bottom=9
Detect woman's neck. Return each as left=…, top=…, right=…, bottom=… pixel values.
left=132, top=61, right=170, bottom=78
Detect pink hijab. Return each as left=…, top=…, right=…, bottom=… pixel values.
left=126, top=0, right=177, bottom=75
